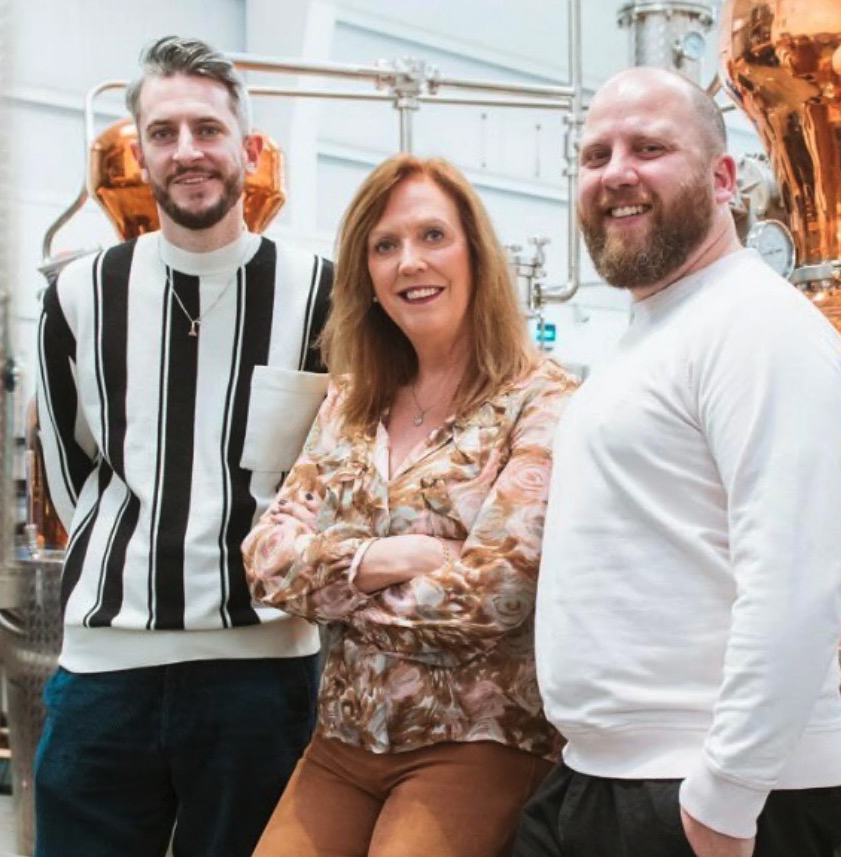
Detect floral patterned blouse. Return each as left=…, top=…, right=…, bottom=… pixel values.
left=242, top=357, right=576, bottom=760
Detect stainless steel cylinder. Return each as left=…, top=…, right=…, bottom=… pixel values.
left=0, top=554, right=64, bottom=857
left=617, top=0, right=717, bottom=82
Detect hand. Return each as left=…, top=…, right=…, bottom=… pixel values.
left=266, top=494, right=319, bottom=529
left=355, top=534, right=463, bottom=594
left=681, top=808, right=755, bottom=857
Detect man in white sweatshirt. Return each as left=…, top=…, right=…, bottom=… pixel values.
left=517, top=67, right=841, bottom=857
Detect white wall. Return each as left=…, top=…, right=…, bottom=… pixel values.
left=7, top=0, right=766, bottom=411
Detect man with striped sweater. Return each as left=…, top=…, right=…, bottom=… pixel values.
left=34, top=36, right=332, bottom=857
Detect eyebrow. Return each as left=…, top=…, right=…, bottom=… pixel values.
left=366, top=229, right=393, bottom=248
left=579, top=139, right=607, bottom=154
left=144, top=114, right=225, bottom=130
left=580, top=128, right=677, bottom=151
left=370, top=216, right=450, bottom=233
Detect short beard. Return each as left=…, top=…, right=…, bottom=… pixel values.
left=150, top=170, right=243, bottom=231
left=579, top=173, right=715, bottom=290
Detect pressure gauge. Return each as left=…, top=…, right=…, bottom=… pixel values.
left=674, top=30, right=707, bottom=66
left=745, top=220, right=796, bottom=279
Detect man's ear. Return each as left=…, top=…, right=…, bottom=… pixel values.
left=131, top=140, right=149, bottom=183
left=712, top=153, right=737, bottom=205
left=244, top=133, right=264, bottom=174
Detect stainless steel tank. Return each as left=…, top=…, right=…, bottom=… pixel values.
left=0, top=552, right=64, bottom=857
left=617, top=0, right=717, bottom=83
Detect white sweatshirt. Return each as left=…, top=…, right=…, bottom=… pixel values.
left=536, top=249, right=841, bottom=838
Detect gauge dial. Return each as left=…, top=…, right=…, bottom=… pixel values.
left=745, top=220, right=796, bottom=279
left=679, top=30, right=707, bottom=62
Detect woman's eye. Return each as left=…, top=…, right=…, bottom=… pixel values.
left=372, top=239, right=395, bottom=254
left=425, top=228, right=445, bottom=242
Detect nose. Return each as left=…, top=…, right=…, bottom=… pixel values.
left=173, top=126, right=202, bottom=164
left=397, top=241, right=426, bottom=275
left=601, top=149, right=639, bottom=190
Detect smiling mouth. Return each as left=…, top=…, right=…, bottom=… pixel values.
left=399, top=286, right=444, bottom=302
left=607, top=203, right=651, bottom=219
left=171, top=172, right=219, bottom=187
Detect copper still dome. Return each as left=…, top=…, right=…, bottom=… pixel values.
left=87, top=119, right=286, bottom=240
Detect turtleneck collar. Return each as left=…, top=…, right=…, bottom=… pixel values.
left=158, top=230, right=261, bottom=277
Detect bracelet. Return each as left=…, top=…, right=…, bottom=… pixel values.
left=437, top=537, right=453, bottom=565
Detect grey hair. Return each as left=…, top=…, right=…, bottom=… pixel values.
left=125, top=35, right=249, bottom=133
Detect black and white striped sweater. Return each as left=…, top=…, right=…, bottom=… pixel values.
left=37, top=230, right=331, bottom=671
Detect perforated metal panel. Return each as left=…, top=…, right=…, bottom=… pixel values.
left=617, top=1, right=716, bottom=83
left=0, top=556, right=63, bottom=856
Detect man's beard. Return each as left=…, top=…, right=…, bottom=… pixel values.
left=150, top=168, right=244, bottom=231
left=578, top=170, right=715, bottom=290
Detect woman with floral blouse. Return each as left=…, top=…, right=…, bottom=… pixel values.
left=243, top=154, right=577, bottom=857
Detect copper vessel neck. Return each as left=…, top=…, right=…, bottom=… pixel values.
left=721, top=0, right=841, bottom=274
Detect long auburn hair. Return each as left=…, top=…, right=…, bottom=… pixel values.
left=321, top=155, right=538, bottom=429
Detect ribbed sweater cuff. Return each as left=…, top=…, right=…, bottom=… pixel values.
left=679, top=759, right=769, bottom=839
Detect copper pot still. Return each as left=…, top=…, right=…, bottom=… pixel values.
left=87, top=120, right=287, bottom=239
left=720, top=0, right=841, bottom=324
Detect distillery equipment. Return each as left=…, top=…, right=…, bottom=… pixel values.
left=617, top=0, right=717, bottom=83
left=721, top=0, right=841, bottom=330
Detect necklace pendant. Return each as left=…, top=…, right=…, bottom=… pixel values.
left=189, top=320, right=199, bottom=338
left=412, top=413, right=425, bottom=427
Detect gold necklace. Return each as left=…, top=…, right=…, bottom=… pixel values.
left=409, top=383, right=428, bottom=426
left=159, top=231, right=251, bottom=338
left=166, top=266, right=239, bottom=338
left=409, top=381, right=447, bottom=427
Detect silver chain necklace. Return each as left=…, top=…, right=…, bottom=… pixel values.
left=166, top=266, right=239, bottom=338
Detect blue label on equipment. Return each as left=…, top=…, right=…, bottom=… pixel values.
left=534, top=322, right=556, bottom=343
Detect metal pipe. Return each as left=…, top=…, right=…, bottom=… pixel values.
left=706, top=73, right=721, bottom=96
left=539, top=0, right=584, bottom=305
left=80, top=70, right=576, bottom=115
left=249, top=86, right=392, bottom=102
left=84, top=80, right=127, bottom=155
left=434, top=75, right=576, bottom=100
left=249, top=86, right=568, bottom=111
left=229, top=52, right=387, bottom=82
left=419, top=95, right=568, bottom=110
left=41, top=186, right=89, bottom=262
left=232, top=53, right=577, bottom=102
left=398, top=104, right=413, bottom=153
left=564, top=0, right=584, bottom=303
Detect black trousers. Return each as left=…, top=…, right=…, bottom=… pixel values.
left=513, top=761, right=841, bottom=857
